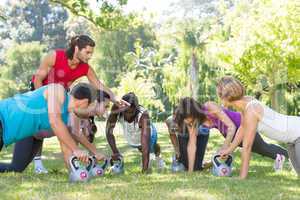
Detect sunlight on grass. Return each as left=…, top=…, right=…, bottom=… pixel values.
left=0, top=122, right=299, bottom=200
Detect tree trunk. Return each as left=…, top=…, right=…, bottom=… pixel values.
left=189, top=49, right=199, bottom=99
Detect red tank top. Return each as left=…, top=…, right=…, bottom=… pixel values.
left=32, top=49, right=90, bottom=89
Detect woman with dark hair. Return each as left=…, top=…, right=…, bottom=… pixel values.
left=0, top=83, right=110, bottom=173
left=28, top=35, right=128, bottom=173
left=174, top=97, right=288, bottom=173
left=174, top=97, right=209, bottom=172
left=105, top=92, right=164, bottom=173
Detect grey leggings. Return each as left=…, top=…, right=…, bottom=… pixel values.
left=251, top=133, right=289, bottom=159
left=287, top=137, right=300, bottom=175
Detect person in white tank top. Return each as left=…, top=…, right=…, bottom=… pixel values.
left=106, top=92, right=163, bottom=173
left=216, top=76, right=300, bottom=179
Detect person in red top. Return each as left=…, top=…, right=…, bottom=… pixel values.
left=27, top=35, right=126, bottom=173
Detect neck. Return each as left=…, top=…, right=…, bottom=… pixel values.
left=68, top=56, right=80, bottom=66
left=231, top=96, right=252, bottom=112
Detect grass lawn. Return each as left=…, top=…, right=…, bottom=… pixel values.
left=0, top=122, right=299, bottom=200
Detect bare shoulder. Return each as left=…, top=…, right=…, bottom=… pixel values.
left=245, top=100, right=263, bottom=120
left=204, top=101, right=221, bottom=113
left=45, top=84, right=66, bottom=103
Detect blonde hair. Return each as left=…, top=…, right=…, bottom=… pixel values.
left=217, top=76, right=245, bottom=102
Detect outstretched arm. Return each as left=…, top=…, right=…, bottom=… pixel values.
left=140, top=112, right=151, bottom=173
left=239, top=108, right=259, bottom=179
left=69, top=114, right=105, bottom=161
left=47, top=84, right=88, bottom=163
left=165, top=118, right=180, bottom=158
left=105, top=104, right=120, bottom=158
left=204, top=101, right=237, bottom=148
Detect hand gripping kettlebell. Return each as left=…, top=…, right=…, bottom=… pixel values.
left=211, top=154, right=233, bottom=177
left=88, top=156, right=109, bottom=177
left=69, top=156, right=92, bottom=183
left=109, top=155, right=124, bottom=175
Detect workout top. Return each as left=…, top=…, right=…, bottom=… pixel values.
left=202, top=105, right=241, bottom=138
left=119, top=106, right=153, bottom=147
left=246, top=99, right=300, bottom=143
left=0, top=85, right=69, bottom=145
left=32, top=49, right=90, bottom=89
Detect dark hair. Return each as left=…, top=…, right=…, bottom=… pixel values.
left=70, top=84, right=92, bottom=104
left=122, top=92, right=139, bottom=109
left=174, top=97, right=206, bottom=126
left=97, top=90, right=111, bottom=103
left=66, top=35, right=95, bottom=59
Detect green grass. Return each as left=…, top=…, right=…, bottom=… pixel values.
left=0, top=122, right=299, bottom=200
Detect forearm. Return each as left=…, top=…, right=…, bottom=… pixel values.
left=224, top=127, right=236, bottom=147
left=187, top=138, right=196, bottom=172
left=73, top=134, right=97, bottom=155
left=93, top=80, right=116, bottom=101
left=141, top=133, right=150, bottom=171
left=240, top=147, right=252, bottom=179
left=228, top=128, right=243, bottom=153
left=52, top=121, right=78, bottom=152
left=106, top=128, right=119, bottom=154
left=170, top=133, right=180, bottom=155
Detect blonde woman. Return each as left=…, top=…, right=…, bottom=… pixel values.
left=217, top=76, right=300, bottom=179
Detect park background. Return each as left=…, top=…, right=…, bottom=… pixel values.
left=0, top=0, right=300, bottom=199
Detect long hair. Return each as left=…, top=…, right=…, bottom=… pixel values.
left=174, top=97, right=206, bottom=127
left=65, top=35, right=95, bottom=59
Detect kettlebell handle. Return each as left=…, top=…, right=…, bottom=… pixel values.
left=70, top=156, right=80, bottom=171
left=110, top=156, right=123, bottom=166
left=213, top=154, right=233, bottom=167
left=91, top=155, right=109, bottom=170
left=86, top=156, right=94, bottom=171
left=225, top=154, right=233, bottom=166
left=213, top=155, right=221, bottom=167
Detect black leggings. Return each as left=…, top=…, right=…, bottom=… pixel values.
left=178, top=134, right=209, bottom=171
left=251, top=133, right=289, bottom=159
left=0, top=137, right=43, bottom=172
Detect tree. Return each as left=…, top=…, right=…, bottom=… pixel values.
left=49, top=0, right=134, bottom=30
left=0, top=0, right=68, bottom=49
left=91, top=23, right=158, bottom=87
left=0, top=42, right=46, bottom=98
left=213, top=0, right=300, bottom=113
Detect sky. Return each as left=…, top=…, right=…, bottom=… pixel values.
left=0, top=0, right=179, bottom=22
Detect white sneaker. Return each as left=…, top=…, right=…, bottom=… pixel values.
left=274, top=154, right=285, bottom=172
left=34, top=166, right=48, bottom=174
left=156, top=157, right=165, bottom=170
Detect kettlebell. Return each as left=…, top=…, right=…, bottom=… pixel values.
left=88, top=156, right=109, bottom=177
left=170, top=155, right=185, bottom=173
left=211, top=154, right=233, bottom=177
left=69, top=156, right=92, bottom=183
left=109, top=156, right=124, bottom=175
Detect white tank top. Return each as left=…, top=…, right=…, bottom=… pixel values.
left=246, top=99, right=300, bottom=143
left=119, top=106, right=146, bottom=147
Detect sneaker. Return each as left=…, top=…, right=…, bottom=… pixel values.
left=156, top=157, right=165, bottom=170
left=274, top=154, right=285, bottom=172
left=34, top=166, right=48, bottom=174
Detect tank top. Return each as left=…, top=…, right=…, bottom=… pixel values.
left=119, top=106, right=153, bottom=147
left=203, top=105, right=241, bottom=138
left=0, top=85, right=69, bottom=145
left=32, top=49, right=90, bottom=89
left=246, top=99, right=300, bottom=143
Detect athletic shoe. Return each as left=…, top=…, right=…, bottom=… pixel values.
left=34, top=166, right=48, bottom=174
left=156, top=157, right=165, bottom=170
left=274, top=154, right=285, bottom=172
